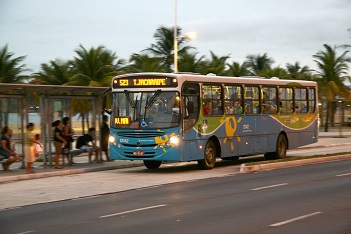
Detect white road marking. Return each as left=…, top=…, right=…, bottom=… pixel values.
left=336, top=172, right=351, bottom=177
left=251, top=183, right=288, bottom=191
left=17, top=231, right=34, bottom=234
left=270, top=212, right=322, bottom=227
left=71, top=195, right=101, bottom=201
left=99, top=204, right=167, bottom=218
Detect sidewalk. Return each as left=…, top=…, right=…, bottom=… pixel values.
left=1, top=129, right=350, bottom=183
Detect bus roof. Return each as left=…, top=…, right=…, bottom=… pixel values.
left=113, top=72, right=317, bottom=87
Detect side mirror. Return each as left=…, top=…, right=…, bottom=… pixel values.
left=103, top=88, right=112, bottom=115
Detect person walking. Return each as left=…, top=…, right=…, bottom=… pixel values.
left=52, top=120, right=67, bottom=169
left=0, top=126, right=20, bottom=171
left=100, top=115, right=111, bottom=161
left=24, top=123, right=42, bottom=174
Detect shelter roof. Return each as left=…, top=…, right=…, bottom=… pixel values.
left=0, top=83, right=107, bottom=96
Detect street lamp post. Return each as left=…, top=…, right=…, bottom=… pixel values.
left=174, top=0, right=197, bottom=73
left=174, top=0, right=178, bottom=73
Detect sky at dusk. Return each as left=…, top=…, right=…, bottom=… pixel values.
left=0, top=0, right=350, bottom=74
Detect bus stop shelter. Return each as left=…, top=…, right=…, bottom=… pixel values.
left=0, top=83, right=107, bottom=166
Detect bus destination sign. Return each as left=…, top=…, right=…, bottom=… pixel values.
left=113, top=77, right=178, bottom=88
left=114, top=116, right=131, bottom=126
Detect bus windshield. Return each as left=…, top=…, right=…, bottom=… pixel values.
left=112, top=90, right=181, bottom=129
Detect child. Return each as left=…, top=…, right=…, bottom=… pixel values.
left=24, top=123, right=42, bottom=174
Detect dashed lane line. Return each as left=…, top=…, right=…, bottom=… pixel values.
left=99, top=204, right=167, bottom=218
left=270, top=212, right=322, bottom=227
left=336, top=172, right=351, bottom=177
left=251, top=183, right=289, bottom=191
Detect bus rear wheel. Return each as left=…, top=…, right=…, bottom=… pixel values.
left=198, top=140, right=216, bottom=170
left=143, top=160, right=162, bottom=169
left=264, top=134, right=287, bottom=160
left=276, top=134, right=287, bottom=159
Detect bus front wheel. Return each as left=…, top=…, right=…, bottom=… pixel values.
left=198, top=140, right=216, bottom=170
left=143, top=160, right=162, bottom=169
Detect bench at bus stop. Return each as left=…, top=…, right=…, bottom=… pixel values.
left=66, top=149, right=85, bottom=163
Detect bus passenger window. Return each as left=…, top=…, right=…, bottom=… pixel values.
left=244, top=86, right=260, bottom=114
left=279, top=87, right=293, bottom=114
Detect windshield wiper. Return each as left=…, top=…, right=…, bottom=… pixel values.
left=143, top=89, right=161, bottom=119
left=124, top=90, right=135, bottom=108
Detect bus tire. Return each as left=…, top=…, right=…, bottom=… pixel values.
left=198, top=140, right=216, bottom=170
left=275, top=134, right=287, bottom=159
left=143, top=160, right=162, bottom=169
left=264, top=134, right=287, bottom=160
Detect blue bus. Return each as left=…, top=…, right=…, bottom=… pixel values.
left=103, top=73, right=318, bottom=169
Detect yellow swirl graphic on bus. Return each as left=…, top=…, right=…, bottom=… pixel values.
left=154, top=133, right=176, bottom=152
left=221, top=117, right=242, bottom=150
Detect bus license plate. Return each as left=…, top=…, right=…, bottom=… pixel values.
left=133, top=150, right=145, bottom=156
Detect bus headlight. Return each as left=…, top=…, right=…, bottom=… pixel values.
left=109, top=135, right=116, bottom=145
left=169, top=135, right=180, bottom=146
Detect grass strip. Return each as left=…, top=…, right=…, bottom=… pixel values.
left=246, top=151, right=351, bottom=166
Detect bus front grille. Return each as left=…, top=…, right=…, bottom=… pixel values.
left=117, top=132, right=165, bottom=138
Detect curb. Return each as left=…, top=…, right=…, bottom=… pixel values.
left=240, top=154, right=351, bottom=173
left=0, top=162, right=144, bottom=184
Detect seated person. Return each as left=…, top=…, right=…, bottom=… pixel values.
left=234, top=101, right=243, bottom=114
left=76, top=127, right=101, bottom=163
left=203, top=101, right=211, bottom=115
left=0, top=126, right=20, bottom=171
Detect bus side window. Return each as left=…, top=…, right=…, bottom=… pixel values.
left=295, top=88, right=307, bottom=113
left=279, top=87, right=293, bottom=114
left=244, top=86, right=259, bottom=114
left=202, top=84, right=222, bottom=116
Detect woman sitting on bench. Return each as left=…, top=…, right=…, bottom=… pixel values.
left=0, top=126, right=20, bottom=171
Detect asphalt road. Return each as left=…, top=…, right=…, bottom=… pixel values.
left=1, top=159, right=350, bottom=234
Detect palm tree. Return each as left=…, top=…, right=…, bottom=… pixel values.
left=68, top=44, right=124, bottom=87
left=126, top=53, right=165, bottom=73
left=178, top=52, right=205, bottom=74
left=31, top=59, right=73, bottom=85
left=313, top=44, right=351, bottom=131
left=68, top=45, right=124, bottom=132
left=286, top=62, right=310, bottom=80
left=0, top=45, right=29, bottom=83
left=245, top=53, right=274, bottom=76
left=144, top=26, right=194, bottom=72
left=226, top=61, right=251, bottom=77
left=201, top=51, right=230, bottom=76
left=0, top=45, right=29, bottom=126
left=262, top=66, right=289, bottom=79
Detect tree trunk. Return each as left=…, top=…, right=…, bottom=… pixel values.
left=324, top=101, right=329, bottom=132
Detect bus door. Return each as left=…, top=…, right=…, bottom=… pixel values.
left=181, top=83, right=200, bottom=160
left=238, top=86, right=260, bottom=156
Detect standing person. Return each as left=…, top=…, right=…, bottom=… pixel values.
left=24, top=123, right=42, bottom=174
left=52, top=120, right=67, bottom=169
left=76, top=127, right=100, bottom=163
left=0, top=126, right=20, bottom=171
left=62, top=117, right=74, bottom=165
left=100, top=115, right=111, bottom=161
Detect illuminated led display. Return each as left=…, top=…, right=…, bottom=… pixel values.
left=113, top=77, right=177, bottom=88
left=114, top=116, right=131, bottom=126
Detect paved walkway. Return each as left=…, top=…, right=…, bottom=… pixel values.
left=1, top=129, right=350, bottom=183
